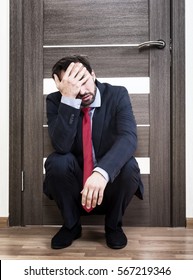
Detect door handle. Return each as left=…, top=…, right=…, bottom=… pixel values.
left=138, top=39, right=166, bottom=50
left=44, top=39, right=166, bottom=49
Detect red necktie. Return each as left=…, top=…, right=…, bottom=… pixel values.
left=82, top=107, right=94, bottom=212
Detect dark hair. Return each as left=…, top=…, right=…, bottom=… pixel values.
left=51, top=55, right=92, bottom=79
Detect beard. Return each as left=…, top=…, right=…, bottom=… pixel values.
left=77, top=86, right=97, bottom=107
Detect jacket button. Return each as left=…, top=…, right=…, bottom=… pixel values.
left=69, top=114, right=75, bottom=124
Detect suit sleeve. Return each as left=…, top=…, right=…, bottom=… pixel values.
left=46, top=93, right=80, bottom=154
left=96, top=88, right=137, bottom=182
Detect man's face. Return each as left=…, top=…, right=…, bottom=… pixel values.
left=59, top=64, right=97, bottom=107
left=76, top=69, right=97, bottom=107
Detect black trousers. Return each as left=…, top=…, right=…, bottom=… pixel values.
left=43, top=153, right=141, bottom=230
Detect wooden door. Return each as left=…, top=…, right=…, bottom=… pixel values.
left=9, top=0, right=186, bottom=227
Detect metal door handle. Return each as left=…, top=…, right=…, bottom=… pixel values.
left=138, top=39, right=166, bottom=49
left=44, top=39, right=166, bottom=49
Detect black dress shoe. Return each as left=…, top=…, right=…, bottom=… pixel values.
left=51, top=224, right=82, bottom=249
left=105, top=227, right=127, bottom=249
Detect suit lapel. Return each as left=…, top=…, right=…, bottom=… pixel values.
left=92, top=81, right=106, bottom=156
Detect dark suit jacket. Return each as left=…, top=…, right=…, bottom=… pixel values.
left=46, top=80, right=143, bottom=197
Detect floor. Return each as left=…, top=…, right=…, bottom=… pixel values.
left=0, top=226, right=193, bottom=260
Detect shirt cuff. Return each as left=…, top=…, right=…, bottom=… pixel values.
left=93, top=167, right=109, bottom=182
left=61, top=96, right=82, bottom=109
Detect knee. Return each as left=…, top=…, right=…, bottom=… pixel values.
left=112, top=157, right=143, bottom=200
left=45, top=152, right=78, bottom=178
left=125, top=156, right=140, bottom=172
left=120, top=157, right=141, bottom=183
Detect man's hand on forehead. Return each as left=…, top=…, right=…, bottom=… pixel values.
left=65, top=62, right=84, bottom=78
left=53, top=62, right=91, bottom=98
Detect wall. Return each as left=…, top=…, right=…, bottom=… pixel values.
left=0, top=0, right=9, bottom=218
left=185, top=0, right=193, bottom=218
left=0, top=0, right=192, bottom=219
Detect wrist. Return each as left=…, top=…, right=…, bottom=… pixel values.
left=61, top=95, right=81, bottom=109
left=92, top=170, right=109, bottom=182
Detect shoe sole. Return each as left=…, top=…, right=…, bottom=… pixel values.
left=106, top=241, right=127, bottom=250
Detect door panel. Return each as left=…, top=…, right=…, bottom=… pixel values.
left=22, top=0, right=44, bottom=225
left=43, top=47, right=149, bottom=77
left=43, top=0, right=148, bottom=45
left=149, top=0, right=171, bottom=226
left=21, top=0, right=171, bottom=226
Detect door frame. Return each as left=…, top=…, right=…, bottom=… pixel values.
left=9, top=0, right=185, bottom=226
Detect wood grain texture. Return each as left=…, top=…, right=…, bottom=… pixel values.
left=0, top=218, right=9, bottom=228
left=9, top=0, right=23, bottom=226
left=186, top=219, right=193, bottom=229
left=170, top=0, right=185, bottom=226
left=43, top=47, right=149, bottom=78
left=43, top=0, right=148, bottom=45
left=22, top=0, right=44, bottom=225
left=149, top=0, right=171, bottom=226
left=136, top=126, right=150, bottom=157
left=130, top=94, right=149, bottom=124
left=0, top=226, right=193, bottom=260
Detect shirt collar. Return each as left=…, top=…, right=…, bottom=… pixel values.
left=90, top=87, right=101, bottom=108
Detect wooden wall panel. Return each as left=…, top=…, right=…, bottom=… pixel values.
left=9, top=0, right=23, bottom=226
left=43, top=47, right=149, bottom=78
left=149, top=0, right=171, bottom=226
left=43, top=0, right=148, bottom=45
left=22, top=0, right=44, bottom=225
left=171, top=0, right=186, bottom=226
left=130, top=94, right=149, bottom=124
left=136, top=126, right=150, bottom=157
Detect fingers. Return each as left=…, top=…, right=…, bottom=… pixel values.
left=92, top=190, right=100, bottom=208
left=81, top=188, right=88, bottom=208
left=71, top=63, right=86, bottom=80
left=79, top=71, right=91, bottom=85
left=97, top=189, right=104, bottom=206
left=81, top=173, right=107, bottom=210
left=64, top=62, right=75, bottom=77
left=81, top=187, right=94, bottom=210
left=53, top=62, right=91, bottom=97
left=63, top=62, right=85, bottom=81
left=81, top=185, right=105, bottom=209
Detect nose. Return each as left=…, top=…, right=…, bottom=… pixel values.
left=79, top=86, right=86, bottom=95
